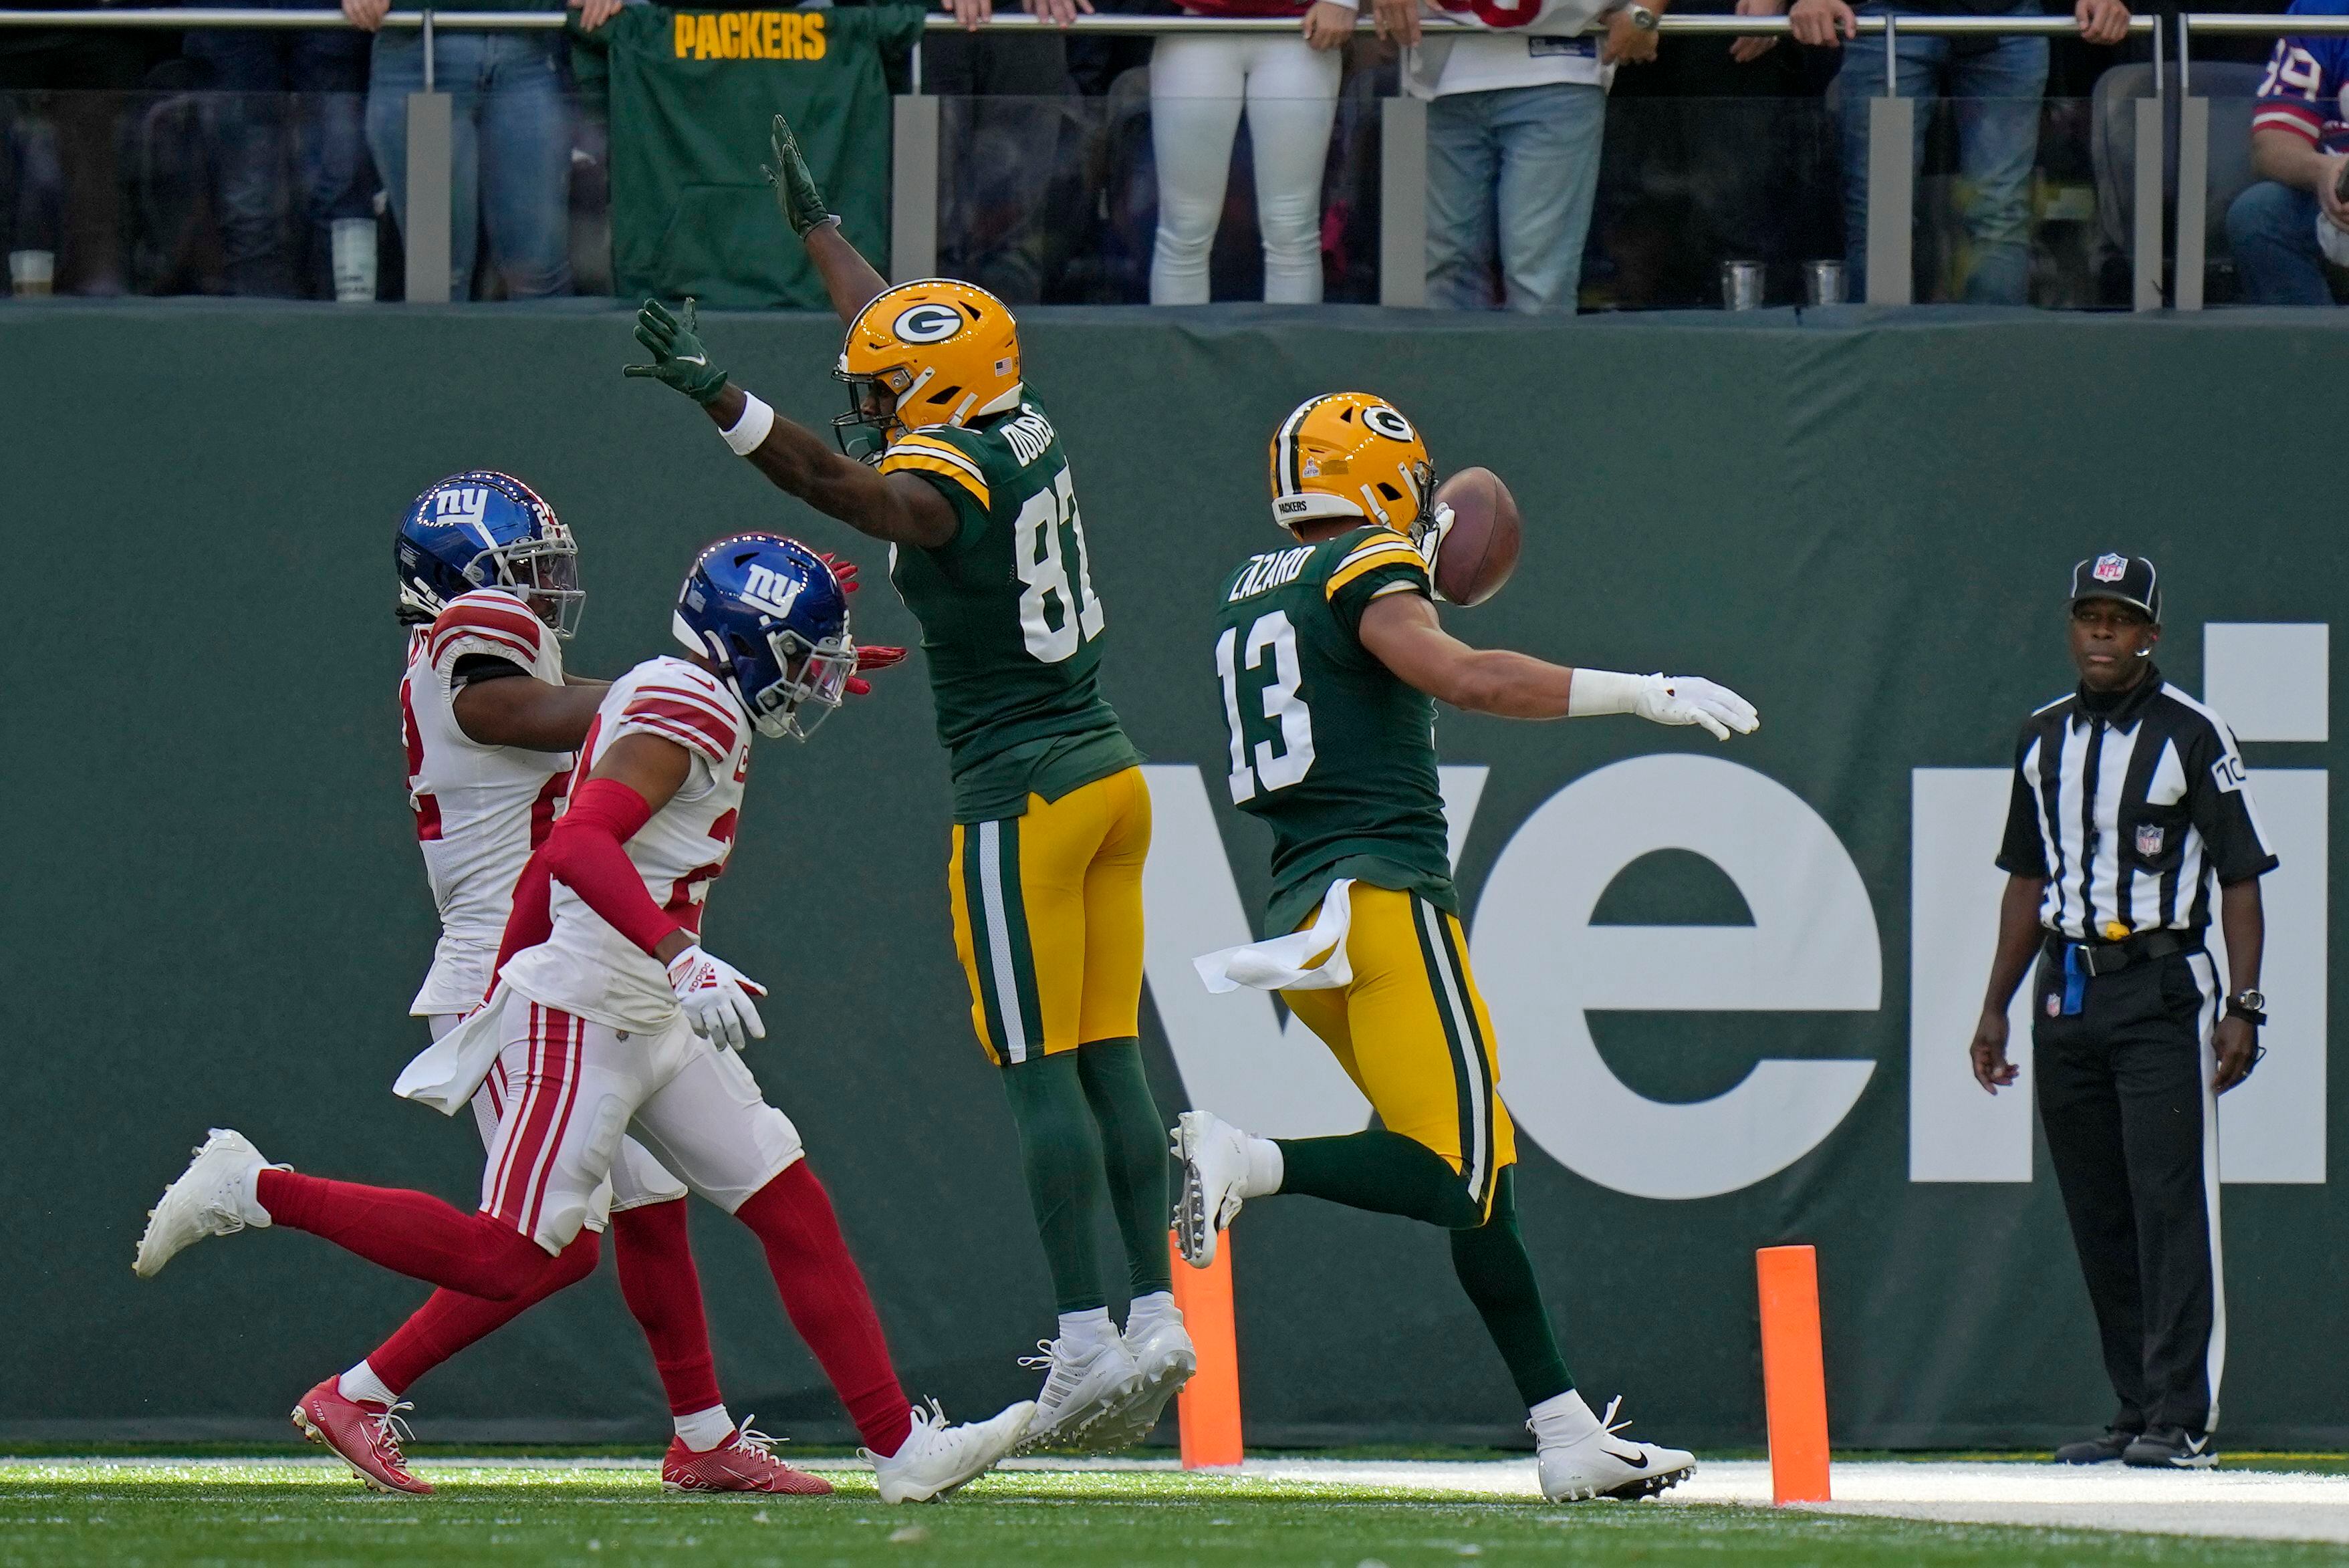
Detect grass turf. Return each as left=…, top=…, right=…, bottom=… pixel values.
left=3, top=1462, right=2343, bottom=1567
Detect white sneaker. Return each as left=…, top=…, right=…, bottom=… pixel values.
left=1017, top=1333, right=1144, bottom=1451
left=1535, top=1397, right=1696, bottom=1502
left=865, top=1398, right=1034, bottom=1505
left=1172, top=1110, right=1253, bottom=1269
left=1082, top=1315, right=1197, bottom=1453
left=134, top=1128, right=271, bottom=1279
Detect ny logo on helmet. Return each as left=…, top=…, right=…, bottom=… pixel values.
left=741, top=563, right=806, bottom=622
left=893, top=303, right=964, bottom=345
left=433, top=488, right=491, bottom=525
left=1362, top=405, right=1415, bottom=443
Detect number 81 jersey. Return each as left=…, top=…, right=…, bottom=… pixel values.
left=1213, top=525, right=1455, bottom=942
left=878, top=392, right=1140, bottom=821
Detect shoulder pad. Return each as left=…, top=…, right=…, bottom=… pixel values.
left=426, top=589, right=545, bottom=672
left=612, top=660, right=744, bottom=765
left=877, top=428, right=993, bottom=511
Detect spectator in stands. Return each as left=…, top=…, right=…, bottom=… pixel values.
left=1147, top=0, right=1348, bottom=303
left=2225, top=8, right=2349, bottom=307
left=184, top=0, right=374, bottom=298
left=1365, top=0, right=1663, bottom=313
left=346, top=0, right=618, bottom=297
left=0, top=14, right=162, bottom=295
left=935, top=0, right=1085, bottom=304
left=1735, top=0, right=2132, bottom=303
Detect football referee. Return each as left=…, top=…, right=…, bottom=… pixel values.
left=1968, top=554, right=2276, bottom=1471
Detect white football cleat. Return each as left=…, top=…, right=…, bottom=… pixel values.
left=866, top=1398, right=1034, bottom=1505
left=1172, top=1110, right=1254, bottom=1269
left=134, top=1128, right=271, bottom=1279
left=1535, top=1397, right=1695, bottom=1502
left=1081, top=1315, right=1197, bottom=1454
left=1016, top=1334, right=1144, bottom=1452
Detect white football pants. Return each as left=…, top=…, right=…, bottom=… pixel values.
left=1148, top=32, right=1342, bottom=305
left=432, top=1010, right=692, bottom=1236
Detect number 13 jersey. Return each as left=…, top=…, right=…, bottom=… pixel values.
left=877, top=392, right=1141, bottom=823
left=1214, top=525, right=1455, bottom=941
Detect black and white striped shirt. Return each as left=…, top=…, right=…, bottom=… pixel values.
left=1997, top=668, right=2279, bottom=942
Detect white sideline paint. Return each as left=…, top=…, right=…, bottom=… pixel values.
left=33, top=1456, right=2349, bottom=1543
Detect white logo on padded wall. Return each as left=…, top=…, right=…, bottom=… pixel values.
left=2092, top=553, right=2129, bottom=582
left=1361, top=405, right=1415, bottom=444
left=739, top=563, right=804, bottom=621
left=892, top=303, right=964, bottom=345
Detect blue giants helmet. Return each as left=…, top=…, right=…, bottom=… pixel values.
left=394, top=471, right=583, bottom=638
left=672, top=534, right=856, bottom=742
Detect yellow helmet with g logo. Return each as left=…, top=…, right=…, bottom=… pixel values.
left=834, top=279, right=1022, bottom=462
left=1267, top=392, right=1435, bottom=535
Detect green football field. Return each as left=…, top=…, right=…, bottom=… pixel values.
left=5, top=1460, right=2346, bottom=1568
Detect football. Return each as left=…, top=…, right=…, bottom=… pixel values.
left=1429, top=467, right=1521, bottom=607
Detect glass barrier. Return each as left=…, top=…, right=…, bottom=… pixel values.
left=2196, top=92, right=2292, bottom=309
left=2, top=80, right=2130, bottom=309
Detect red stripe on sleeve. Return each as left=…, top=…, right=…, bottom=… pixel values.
left=622, top=698, right=739, bottom=761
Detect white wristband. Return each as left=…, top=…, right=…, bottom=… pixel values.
left=722, top=394, right=775, bottom=457
left=1566, top=668, right=1644, bottom=718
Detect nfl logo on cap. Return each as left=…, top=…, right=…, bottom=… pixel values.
left=2092, top=553, right=2128, bottom=582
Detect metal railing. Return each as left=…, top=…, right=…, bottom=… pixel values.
left=0, top=9, right=2169, bottom=309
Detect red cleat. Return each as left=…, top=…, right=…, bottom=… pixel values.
left=291, top=1378, right=432, bottom=1495
left=662, top=1418, right=834, bottom=1495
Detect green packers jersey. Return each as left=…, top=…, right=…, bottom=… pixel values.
left=879, top=393, right=1140, bottom=822
left=1213, top=525, right=1454, bottom=940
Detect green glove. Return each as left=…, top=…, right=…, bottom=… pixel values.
left=623, top=297, right=729, bottom=406
left=762, top=112, right=836, bottom=241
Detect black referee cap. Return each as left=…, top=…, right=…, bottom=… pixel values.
left=2069, top=553, right=2160, bottom=622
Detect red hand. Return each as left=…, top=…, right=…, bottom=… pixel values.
left=845, top=644, right=908, bottom=698
left=818, top=552, right=860, bottom=596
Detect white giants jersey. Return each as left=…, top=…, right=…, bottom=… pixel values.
left=497, top=656, right=752, bottom=1033
left=400, top=589, right=572, bottom=1015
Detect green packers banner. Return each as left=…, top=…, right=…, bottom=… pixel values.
left=1, top=305, right=2342, bottom=1448
left=572, top=5, right=920, bottom=308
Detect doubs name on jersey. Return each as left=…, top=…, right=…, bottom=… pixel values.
left=1003, top=405, right=1056, bottom=468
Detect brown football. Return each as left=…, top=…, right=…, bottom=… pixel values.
left=1430, top=467, right=1521, bottom=608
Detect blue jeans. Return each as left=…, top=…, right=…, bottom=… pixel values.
left=1833, top=3, right=2046, bottom=305
left=186, top=3, right=372, bottom=298
left=1427, top=82, right=1605, bottom=313
left=366, top=31, right=572, bottom=300
left=2224, top=181, right=2334, bottom=305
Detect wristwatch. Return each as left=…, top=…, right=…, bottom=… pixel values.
left=2227, top=989, right=2267, bottom=1026
left=1622, top=3, right=1660, bottom=28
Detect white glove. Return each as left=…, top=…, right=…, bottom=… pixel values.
left=1412, top=501, right=1456, bottom=577
left=666, top=944, right=769, bottom=1052
left=1632, top=673, right=1760, bottom=741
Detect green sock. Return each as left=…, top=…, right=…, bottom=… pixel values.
left=1076, top=1038, right=1173, bottom=1298
left=1273, top=1130, right=1483, bottom=1228
left=1450, top=1170, right=1574, bottom=1406
left=999, top=1053, right=1113, bottom=1313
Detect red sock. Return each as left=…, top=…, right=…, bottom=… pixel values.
left=733, top=1162, right=913, bottom=1455
left=257, top=1170, right=549, bottom=1300
left=370, top=1231, right=603, bottom=1395
left=610, top=1200, right=724, bottom=1417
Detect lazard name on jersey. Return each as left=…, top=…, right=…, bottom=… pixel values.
left=1215, top=524, right=1455, bottom=940
left=878, top=392, right=1142, bottom=821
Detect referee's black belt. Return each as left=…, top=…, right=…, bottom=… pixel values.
left=2044, top=928, right=2202, bottom=977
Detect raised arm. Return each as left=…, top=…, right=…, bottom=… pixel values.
left=766, top=113, right=889, bottom=325
left=624, top=297, right=959, bottom=550
left=1354, top=592, right=1759, bottom=737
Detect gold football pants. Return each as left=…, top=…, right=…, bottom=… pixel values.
left=1282, top=884, right=1517, bottom=1220
left=949, top=767, right=1150, bottom=1066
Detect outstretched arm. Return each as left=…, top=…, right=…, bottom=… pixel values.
left=766, top=114, right=889, bottom=325
left=1355, top=592, right=1759, bottom=737
left=625, top=298, right=959, bottom=549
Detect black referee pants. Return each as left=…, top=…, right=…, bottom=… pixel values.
left=2032, top=948, right=2225, bottom=1437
